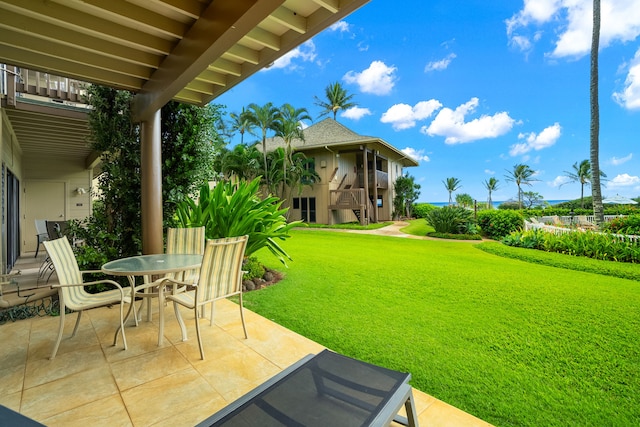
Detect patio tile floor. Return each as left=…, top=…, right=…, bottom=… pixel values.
left=1, top=253, right=493, bottom=426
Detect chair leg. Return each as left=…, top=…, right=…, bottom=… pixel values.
left=173, top=302, right=188, bottom=341
left=118, top=300, right=127, bottom=350
left=50, top=302, right=66, bottom=360
left=71, top=310, right=82, bottom=337
left=126, top=276, right=139, bottom=326
left=209, top=300, right=216, bottom=326
left=239, top=293, right=248, bottom=339
left=194, top=306, right=204, bottom=360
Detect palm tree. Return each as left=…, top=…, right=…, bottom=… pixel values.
left=228, top=107, right=253, bottom=145
left=314, top=82, right=357, bottom=121
left=483, top=177, right=500, bottom=209
left=442, top=177, right=462, bottom=205
left=562, top=159, right=606, bottom=209
left=220, top=143, right=262, bottom=182
left=590, top=0, right=605, bottom=224
left=272, top=103, right=312, bottom=197
left=505, top=164, right=536, bottom=209
left=246, top=102, right=280, bottom=187
left=456, top=193, right=473, bottom=208
left=274, top=103, right=312, bottom=163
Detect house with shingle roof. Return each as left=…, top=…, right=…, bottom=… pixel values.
left=264, top=119, right=418, bottom=225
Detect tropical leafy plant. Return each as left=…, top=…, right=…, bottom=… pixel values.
left=501, top=227, right=640, bottom=263
left=601, top=214, right=640, bottom=235
left=424, top=206, right=473, bottom=234
left=174, top=178, right=301, bottom=265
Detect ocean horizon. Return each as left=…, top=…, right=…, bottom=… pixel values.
left=427, top=200, right=570, bottom=209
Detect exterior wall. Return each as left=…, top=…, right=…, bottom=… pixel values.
left=1, top=109, right=22, bottom=270
left=2, top=106, right=94, bottom=262
left=22, top=157, right=92, bottom=253
left=283, top=144, right=412, bottom=225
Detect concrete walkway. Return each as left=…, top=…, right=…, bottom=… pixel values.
left=308, top=221, right=487, bottom=242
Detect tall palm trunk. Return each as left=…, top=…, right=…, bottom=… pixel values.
left=590, top=0, right=604, bottom=224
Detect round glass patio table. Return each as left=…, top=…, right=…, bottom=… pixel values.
left=102, top=254, right=202, bottom=346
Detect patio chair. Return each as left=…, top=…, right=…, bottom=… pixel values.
left=43, top=237, right=130, bottom=360
left=39, top=221, right=73, bottom=284
left=161, top=235, right=249, bottom=359
left=34, top=219, right=49, bottom=258
left=166, top=226, right=206, bottom=283
left=128, top=226, right=206, bottom=323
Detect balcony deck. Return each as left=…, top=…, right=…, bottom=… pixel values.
left=0, top=254, right=492, bottom=427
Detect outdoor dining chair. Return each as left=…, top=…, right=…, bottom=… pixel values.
left=43, top=237, right=130, bottom=359
left=166, top=226, right=206, bottom=283
left=161, top=235, right=249, bottom=359
left=128, top=226, right=206, bottom=323
left=34, top=219, right=49, bottom=258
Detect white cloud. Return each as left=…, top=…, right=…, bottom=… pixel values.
left=402, top=147, right=430, bottom=162
left=613, top=48, right=640, bottom=110
left=509, top=123, right=562, bottom=156
left=380, top=100, right=442, bottom=130
left=329, top=21, right=350, bottom=32
left=551, top=175, right=570, bottom=187
left=484, top=169, right=495, bottom=175
left=609, top=153, right=633, bottom=165
left=425, top=53, right=457, bottom=72
left=268, top=40, right=317, bottom=70
left=340, top=106, right=372, bottom=120
left=608, top=173, right=640, bottom=188
left=506, top=0, right=640, bottom=58
left=343, top=61, right=397, bottom=95
left=421, top=97, right=516, bottom=144
left=509, top=35, right=533, bottom=52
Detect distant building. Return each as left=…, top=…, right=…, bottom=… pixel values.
left=264, top=119, right=418, bottom=225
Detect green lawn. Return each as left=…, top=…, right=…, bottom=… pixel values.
left=246, top=230, right=640, bottom=427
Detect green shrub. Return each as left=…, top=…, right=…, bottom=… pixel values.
left=424, top=206, right=473, bottom=234
left=501, top=228, right=640, bottom=263
left=477, top=210, right=524, bottom=239
left=602, top=214, right=640, bottom=235
left=242, top=256, right=265, bottom=280
left=175, top=177, right=301, bottom=265
left=476, top=241, right=640, bottom=281
left=501, top=228, right=546, bottom=249
left=413, top=203, right=438, bottom=219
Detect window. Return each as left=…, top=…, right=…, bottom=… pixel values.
left=300, top=197, right=316, bottom=223
left=301, top=158, right=316, bottom=185
left=293, top=198, right=300, bottom=209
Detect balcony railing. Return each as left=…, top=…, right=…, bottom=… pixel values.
left=1, top=64, right=88, bottom=103
left=356, top=169, right=388, bottom=189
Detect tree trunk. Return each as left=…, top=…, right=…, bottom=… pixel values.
left=590, top=0, right=604, bottom=224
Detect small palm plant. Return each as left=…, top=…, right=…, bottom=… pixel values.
left=174, top=177, right=301, bottom=265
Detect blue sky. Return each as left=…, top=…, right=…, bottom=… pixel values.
left=215, top=0, right=640, bottom=204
